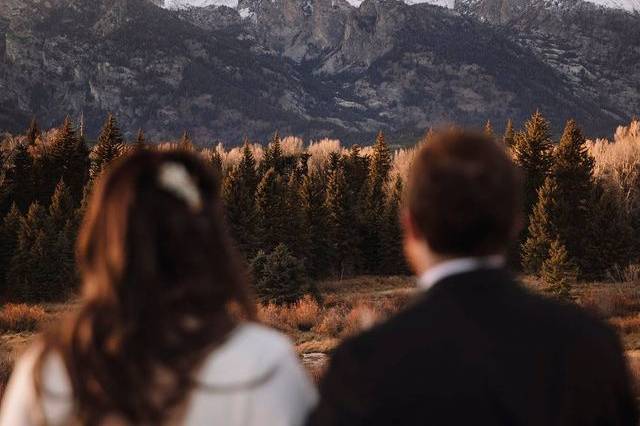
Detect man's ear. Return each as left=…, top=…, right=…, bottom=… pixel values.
left=401, top=209, right=418, bottom=241
left=401, top=208, right=433, bottom=275
left=400, top=208, right=423, bottom=245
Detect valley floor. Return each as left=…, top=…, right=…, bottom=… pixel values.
left=2, top=276, right=640, bottom=394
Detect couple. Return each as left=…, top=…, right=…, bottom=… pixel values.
left=1, top=131, right=637, bottom=425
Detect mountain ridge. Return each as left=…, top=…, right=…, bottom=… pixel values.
left=164, top=0, right=640, bottom=11
left=0, top=0, right=638, bottom=144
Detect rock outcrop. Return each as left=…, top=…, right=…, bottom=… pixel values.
left=0, top=0, right=638, bottom=144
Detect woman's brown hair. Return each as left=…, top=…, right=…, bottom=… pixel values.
left=36, top=149, right=255, bottom=424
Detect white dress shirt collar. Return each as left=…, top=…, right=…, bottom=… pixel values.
left=417, top=255, right=506, bottom=292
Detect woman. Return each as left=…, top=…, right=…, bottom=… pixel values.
left=0, top=150, right=317, bottom=425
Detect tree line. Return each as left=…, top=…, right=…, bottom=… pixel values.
left=510, top=112, right=636, bottom=297
left=0, top=115, right=404, bottom=303
left=0, top=111, right=637, bottom=303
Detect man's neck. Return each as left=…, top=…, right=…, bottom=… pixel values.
left=417, top=255, right=506, bottom=291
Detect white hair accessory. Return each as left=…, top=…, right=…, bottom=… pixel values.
left=157, top=162, right=203, bottom=212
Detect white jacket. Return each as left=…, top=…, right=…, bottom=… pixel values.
left=0, top=323, right=318, bottom=426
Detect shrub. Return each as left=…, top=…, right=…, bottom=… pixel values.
left=541, top=240, right=577, bottom=300
left=257, top=303, right=291, bottom=332
left=0, top=304, right=46, bottom=333
left=376, top=292, right=413, bottom=317
left=286, top=296, right=320, bottom=331
left=296, top=338, right=339, bottom=355
left=608, top=263, right=640, bottom=284
left=610, top=315, right=640, bottom=335
left=580, top=287, right=632, bottom=318
left=313, top=307, right=344, bottom=337
left=342, top=304, right=379, bottom=337
left=626, top=351, right=640, bottom=397
left=250, top=244, right=310, bottom=305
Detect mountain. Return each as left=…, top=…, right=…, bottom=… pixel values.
left=0, top=0, right=638, bottom=144
left=164, top=0, right=639, bottom=10
left=588, top=0, right=640, bottom=11
left=455, top=0, right=640, bottom=126
left=164, top=0, right=455, bottom=9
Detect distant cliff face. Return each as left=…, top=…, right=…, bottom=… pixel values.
left=0, top=0, right=638, bottom=144
left=455, top=0, right=640, bottom=127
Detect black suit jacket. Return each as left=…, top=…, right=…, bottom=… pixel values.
left=308, top=268, right=638, bottom=425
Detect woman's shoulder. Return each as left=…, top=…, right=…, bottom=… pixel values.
left=233, top=322, right=294, bottom=351
left=11, top=342, right=71, bottom=397
left=195, top=322, right=298, bottom=387
left=0, top=341, right=73, bottom=426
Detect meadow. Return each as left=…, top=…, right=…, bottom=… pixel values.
left=2, top=274, right=640, bottom=398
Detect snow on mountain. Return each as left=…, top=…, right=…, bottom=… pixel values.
left=164, top=0, right=456, bottom=8
left=164, top=0, right=239, bottom=9
left=585, top=0, right=640, bottom=11
left=346, top=0, right=454, bottom=6
left=405, top=0, right=455, bottom=8
left=162, top=0, right=638, bottom=11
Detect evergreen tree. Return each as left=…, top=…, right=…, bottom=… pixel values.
left=328, top=152, right=342, bottom=175
left=255, top=168, right=287, bottom=251
left=367, top=131, right=392, bottom=203
left=135, top=129, right=146, bottom=150
left=523, top=119, right=595, bottom=277
left=484, top=120, right=494, bottom=138
left=584, top=184, right=634, bottom=278
left=296, top=153, right=311, bottom=179
left=238, top=142, right=258, bottom=189
left=344, top=144, right=370, bottom=198
left=26, top=118, right=40, bottom=146
left=343, top=145, right=370, bottom=266
left=91, top=114, right=124, bottom=179
left=48, top=180, right=74, bottom=230
left=382, top=176, right=406, bottom=275
left=223, top=142, right=258, bottom=254
left=284, top=172, right=307, bottom=257
left=503, top=119, right=515, bottom=148
left=0, top=204, right=22, bottom=297
left=299, top=171, right=331, bottom=277
left=75, top=182, right=93, bottom=233
left=261, top=131, right=284, bottom=174
left=179, top=131, right=194, bottom=151
left=325, top=164, right=358, bottom=275
left=209, top=150, right=223, bottom=177
left=49, top=117, right=89, bottom=205
left=548, top=119, right=595, bottom=274
left=512, top=111, right=553, bottom=218
left=522, top=177, right=560, bottom=274
left=362, top=131, right=392, bottom=272
left=541, top=239, right=576, bottom=300
left=7, top=202, right=50, bottom=301
left=47, top=181, right=77, bottom=298
left=250, top=243, right=308, bottom=305
left=0, top=142, right=34, bottom=214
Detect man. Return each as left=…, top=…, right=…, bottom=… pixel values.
left=307, top=131, right=637, bottom=425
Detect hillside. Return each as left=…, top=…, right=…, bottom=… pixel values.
left=0, top=0, right=638, bottom=143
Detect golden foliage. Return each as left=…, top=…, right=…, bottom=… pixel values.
left=0, top=304, right=46, bottom=333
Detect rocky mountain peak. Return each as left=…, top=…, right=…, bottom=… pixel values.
left=0, top=0, right=639, bottom=143
left=232, top=0, right=353, bottom=61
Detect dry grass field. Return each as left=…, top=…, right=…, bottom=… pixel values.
left=2, top=275, right=640, bottom=396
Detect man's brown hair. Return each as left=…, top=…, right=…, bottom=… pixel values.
left=407, top=130, right=523, bottom=257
